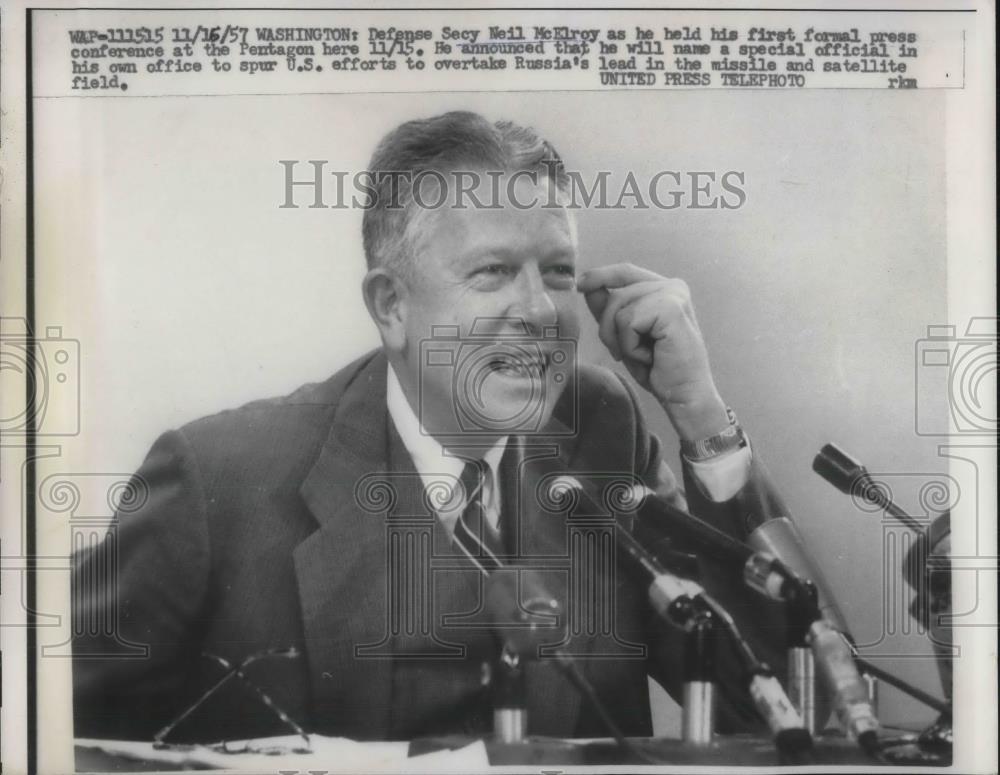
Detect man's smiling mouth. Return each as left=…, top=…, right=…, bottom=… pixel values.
left=487, top=350, right=549, bottom=378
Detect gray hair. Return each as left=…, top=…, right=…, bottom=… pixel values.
left=361, top=111, right=569, bottom=278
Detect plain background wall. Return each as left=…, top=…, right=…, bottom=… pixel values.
left=35, top=88, right=948, bottom=732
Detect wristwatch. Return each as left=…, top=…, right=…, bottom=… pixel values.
left=680, top=406, right=748, bottom=462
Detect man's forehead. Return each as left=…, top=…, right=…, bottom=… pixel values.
left=427, top=197, right=575, bottom=253
left=411, top=172, right=577, bottom=256
left=458, top=168, right=563, bottom=206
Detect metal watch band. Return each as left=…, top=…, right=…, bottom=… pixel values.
left=681, top=406, right=748, bottom=462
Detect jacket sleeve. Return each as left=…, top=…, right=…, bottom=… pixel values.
left=72, top=429, right=211, bottom=740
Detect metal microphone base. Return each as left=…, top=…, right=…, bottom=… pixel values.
left=788, top=646, right=816, bottom=735
left=493, top=707, right=528, bottom=744
left=682, top=681, right=715, bottom=745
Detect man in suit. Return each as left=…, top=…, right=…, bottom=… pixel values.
left=73, top=111, right=797, bottom=744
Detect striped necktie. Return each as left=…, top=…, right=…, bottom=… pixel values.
left=453, top=461, right=504, bottom=573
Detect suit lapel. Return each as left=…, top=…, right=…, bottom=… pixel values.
left=295, top=352, right=407, bottom=738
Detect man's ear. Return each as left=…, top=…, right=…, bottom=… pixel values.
left=362, top=268, right=408, bottom=351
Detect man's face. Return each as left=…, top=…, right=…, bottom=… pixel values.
left=397, top=175, right=581, bottom=440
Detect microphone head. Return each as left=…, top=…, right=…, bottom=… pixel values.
left=484, top=570, right=561, bottom=658
left=812, top=443, right=868, bottom=494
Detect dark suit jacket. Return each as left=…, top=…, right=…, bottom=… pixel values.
left=72, top=349, right=792, bottom=742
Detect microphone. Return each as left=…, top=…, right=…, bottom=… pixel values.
left=813, top=442, right=925, bottom=533
left=481, top=560, right=648, bottom=759
left=483, top=569, right=561, bottom=656
left=601, top=478, right=806, bottom=610
left=812, top=442, right=867, bottom=494
left=745, top=515, right=852, bottom=637
left=638, top=482, right=880, bottom=749
left=685, top=453, right=852, bottom=637
left=550, top=475, right=814, bottom=760
left=482, top=571, right=560, bottom=744
left=548, top=471, right=879, bottom=753
left=813, top=442, right=955, bottom=726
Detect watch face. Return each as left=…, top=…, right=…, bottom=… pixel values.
left=685, top=425, right=746, bottom=461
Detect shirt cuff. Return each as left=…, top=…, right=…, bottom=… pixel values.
left=684, top=443, right=753, bottom=503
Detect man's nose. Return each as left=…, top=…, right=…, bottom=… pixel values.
left=512, top=265, right=558, bottom=333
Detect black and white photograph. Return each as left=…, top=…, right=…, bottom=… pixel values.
left=0, top=2, right=995, bottom=773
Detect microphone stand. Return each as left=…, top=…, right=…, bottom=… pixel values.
left=681, top=608, right=717, bottom=745
left=614, top=524, right=815, bottom=763
left=742, top=551, right=881, bottom=756
left=491, top=644, right=528, bottom=743
left=543, top=471, right=819, bottom=762
left=813, top=442, right=954, bottom=763
left=476, top=556, right=653, bottom=763
left=784, top=580, right=819, bottom=736
left=614, top=479, right=882, bottom=758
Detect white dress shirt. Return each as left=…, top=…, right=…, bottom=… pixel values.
left=386, top=365, right=752, bottom=537
left=685, top=441, right=753, bottom=502
left=387, top=365, right=507, bottom=537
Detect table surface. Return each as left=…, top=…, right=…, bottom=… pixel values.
left=76, top=730, right=951, bottom=770
left=415, top=732, right=949, bottom=766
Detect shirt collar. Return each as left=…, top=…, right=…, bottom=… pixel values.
left=386, top=363, right=508, bottom=498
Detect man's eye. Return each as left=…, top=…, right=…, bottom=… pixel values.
left=479, top=264, right=512, bottom=276
left=545, top=264, right=576, bottom=278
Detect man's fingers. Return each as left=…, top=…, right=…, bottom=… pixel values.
left=577, top=263, right=664, bottom=293
left=583, top=287, right=609, bottom=323
left=614, top=296, right=661, bottom=366
left=594, top=282, right=659, bottom=360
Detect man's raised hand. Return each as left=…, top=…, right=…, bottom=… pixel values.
left=576, top=263, right=730, bottom=442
